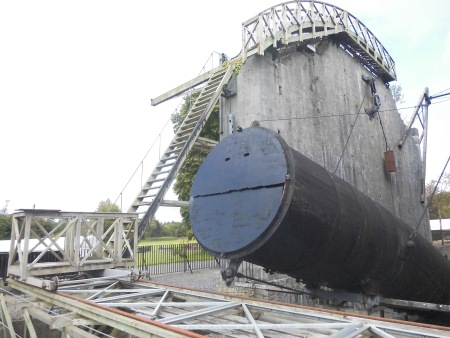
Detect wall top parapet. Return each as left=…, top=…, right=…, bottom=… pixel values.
left=242, top=1, right=396, bottom=82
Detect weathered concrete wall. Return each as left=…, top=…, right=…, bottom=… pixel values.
left=221, top=39, right=430, bottom=240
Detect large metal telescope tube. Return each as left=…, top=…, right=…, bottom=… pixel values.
left=190, top=127, right=450, bottom=304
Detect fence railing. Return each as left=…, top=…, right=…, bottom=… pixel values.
left=0, top=243, right=256, bottom=280
left=137, top=243, right=226, bottom=275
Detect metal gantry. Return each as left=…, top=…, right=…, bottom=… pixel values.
left=4, top=277, right=450, bottom=338
left=242, top=1, right=396, bottom=82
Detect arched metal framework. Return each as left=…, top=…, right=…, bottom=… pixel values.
left=242, top=1, right=396, bottom=83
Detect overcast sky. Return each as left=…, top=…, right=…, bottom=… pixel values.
left=1, top=0, right=449, bottom=221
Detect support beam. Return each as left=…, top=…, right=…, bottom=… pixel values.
left=160, top=200, right=189, bottom=208
left=151, top=66, right=221, bottom=106
left=8, top=278, right=205, bottom=338
left=23, top=308, right=38, bottom=338
left=0, top=294, right=15, bottom=338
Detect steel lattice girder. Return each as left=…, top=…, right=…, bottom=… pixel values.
left=8, top=277, right=450, bottom=338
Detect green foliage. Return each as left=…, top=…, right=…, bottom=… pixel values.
left=0, top=214, right=12, bottom=240
left=171, top=92, right=220, bottom=237
left=222, top=57, right=243, bottom=76
left=136, top=242, right=212, bottom=266
left=390, top=83, right=404, bottom=105
left=426, top=174, right=450, bottom=219
left=96, top=198, right=121, bottom=212
left=94, top=199, right=122, bottom=233
left=142, top=218, right=160, bottom=238
left=142, top=220, right=187, bottom=239
left=33, top=218, right=58, bottom=238
left=0, top=215, right=57, bottom=240
left=160, top=221, right=187, bottom=237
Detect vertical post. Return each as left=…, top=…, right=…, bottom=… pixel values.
left=21, top=214, right=32, bottom=281
left=23, top=308, right=38, bottom=338
left=421, top=88, right=430, bottom=203
left=257, top=15, right=264, bottom=55
left=8, top=215, right=18, bottom=271
left=65, top=218, right=75, bottom=263
left=439, top=204, right=444, bottom=246
left=96, top=217, right=104, bottom=259
left=241, top=23, right=247, bottom=61
left=116, top=217, right=123, bottom=263
left=74, top=217, right=82, bottom=266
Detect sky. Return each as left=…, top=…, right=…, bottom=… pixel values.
left=1, top=0, right=449, bottom=221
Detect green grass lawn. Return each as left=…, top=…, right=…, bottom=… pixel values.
left=138, top=236, right=197, bottom=246
left=137, top=238, right=212, bottom=266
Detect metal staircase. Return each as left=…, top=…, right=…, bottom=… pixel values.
left=129, top=64, right=234, bottom=239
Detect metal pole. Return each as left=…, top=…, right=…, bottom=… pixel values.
left=420, top=88, right=429, bottom=203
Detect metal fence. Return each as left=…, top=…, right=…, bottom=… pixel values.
left=137, top=243, right=226, bottom=275
left=0, top=244, right=256, bottom=279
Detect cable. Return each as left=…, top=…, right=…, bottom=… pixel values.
left=0, top=320, right=22, bottom=338
left=432, top=87, right=450, bottom=96
left=112, top=52, right=226, bottom=212
left=333, top=96, right=366, bottom=174
left=259, top=105, right=416, bottom=123
left=0, top=287, right=116, bottom=338
left=258, top=97, right=450, bottom=124
left=378, top=115, right=389, bottom=151
left=110, top=117, right=172, bottom=210
left=409, top=155, right=450, bottom=239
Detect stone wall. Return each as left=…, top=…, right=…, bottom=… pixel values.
left=221, top=39, right=430, bottom=240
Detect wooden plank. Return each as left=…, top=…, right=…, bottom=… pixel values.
left=0, top=294, right=16, bottom=338
left=23, top=308, right=39, bottom=338
left=151, top=67, right=220, bottom=106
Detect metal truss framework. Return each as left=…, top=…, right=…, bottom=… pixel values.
left=4, top=277, right=450, bottom=338
left=242, top=0, right=396, bottom=82
left=8, top=209, right=138, bottom=289
left=398, top=88, right=430, bottom=203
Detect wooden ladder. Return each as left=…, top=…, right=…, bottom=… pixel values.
left=129, top=64, right=234, bottom=239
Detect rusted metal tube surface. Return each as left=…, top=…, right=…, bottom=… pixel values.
left=190, top=127, right=450, bottom=304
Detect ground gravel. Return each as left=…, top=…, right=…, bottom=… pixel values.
left=148, top=267, right=225, bottom=293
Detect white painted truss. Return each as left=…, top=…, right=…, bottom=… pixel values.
left=4, top=276, right=450, bottom=338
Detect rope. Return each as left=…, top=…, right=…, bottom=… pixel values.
left=110, top=117, right=172, bottom=211
left=258, top=96, right=450, bottom=124
left=259, top=104, right=417, bottom=123
left=333, top=96, right=366, bottom=175
left=378, top=116, right=390, bottom=151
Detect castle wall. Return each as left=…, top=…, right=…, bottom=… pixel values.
left=221, top=39, right=430, bottom=240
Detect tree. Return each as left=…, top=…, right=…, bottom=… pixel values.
left=96, top=199, right=121, bottom=213
left=142, top=218, right=161, bottom=239
left=171, top=92, right=220, bottom=238
left=426, top=173, right=450, bottom=219
left=0, top=214, right=12, bottom=240
left=390, top=83, right=404, bottom=106
left=94, top=199, right=122, bottom=233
